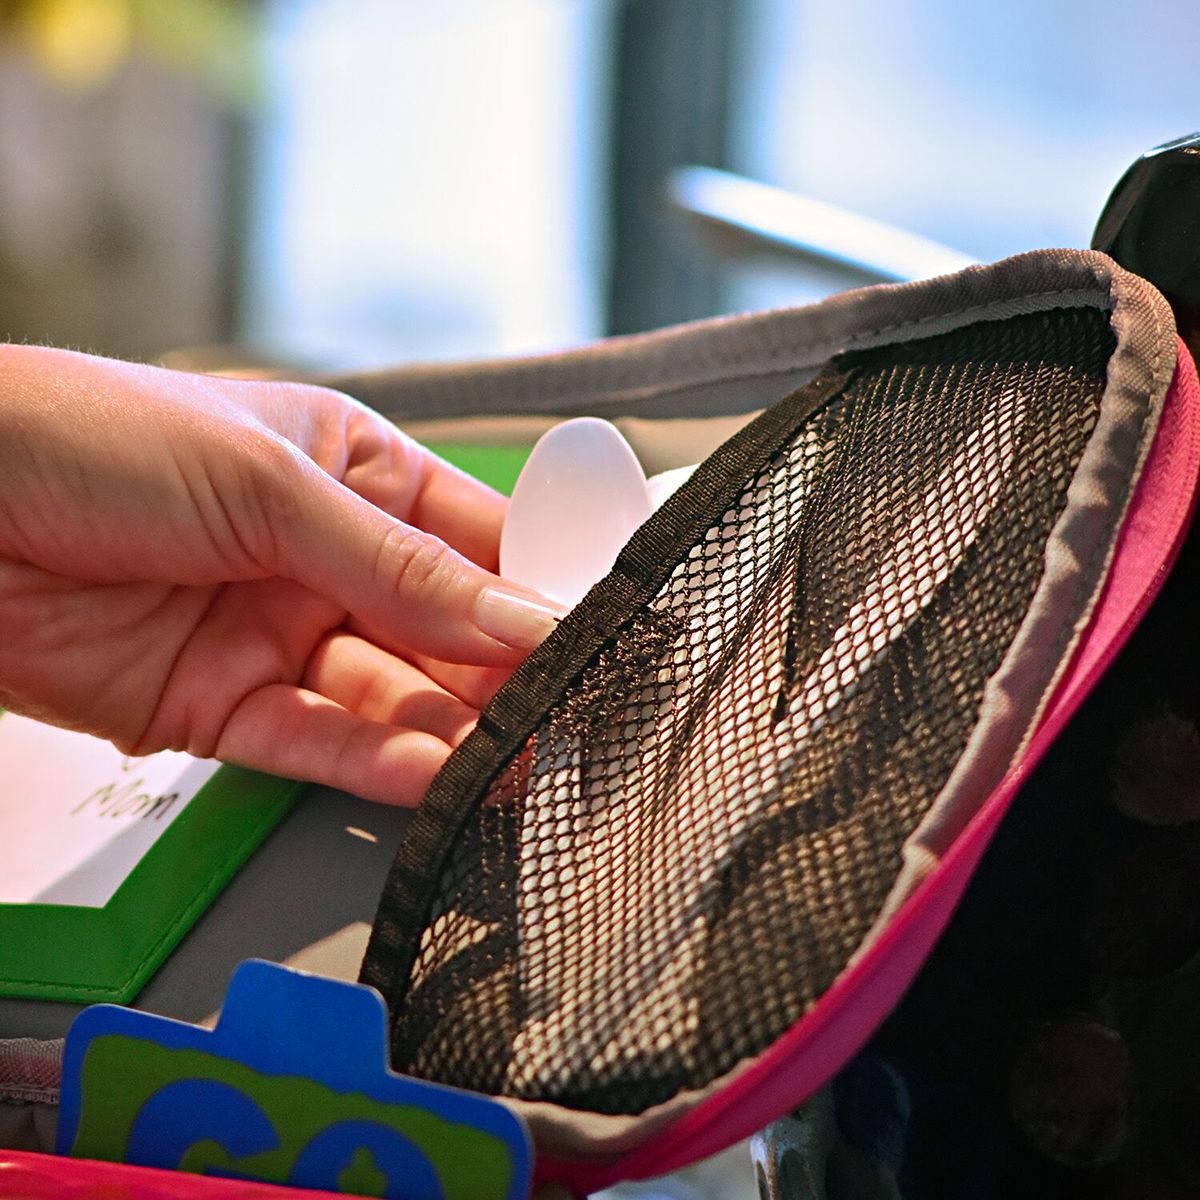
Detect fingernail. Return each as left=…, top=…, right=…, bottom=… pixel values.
left=476, top=587, right=568, bottom=650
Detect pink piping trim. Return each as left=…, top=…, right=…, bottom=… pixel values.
left=546, top=339, right=1200, bottom=1195
left=0, top=1148, right=347, bottom=1198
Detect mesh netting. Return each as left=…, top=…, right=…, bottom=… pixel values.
left=371, top=307, right=1113, bottom=1115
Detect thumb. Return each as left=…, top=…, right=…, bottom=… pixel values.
left=272, top=454, right=567, bottom=666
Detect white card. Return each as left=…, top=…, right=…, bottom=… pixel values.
left=0, top=713, right=220, bottom=907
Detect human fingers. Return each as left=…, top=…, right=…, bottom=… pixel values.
left=213, top=684, right=455, bottom=806
left=237, top=382, right=506, bottom=571
left=403, top=444, right=506, bottom=572
left=342, top=614, right=512, bottom=711
left=303, top=632, right=477, bottom=747
left=403, top=652, right=512, bottom=712
left=266, top=450, right=566, bottom=667
left=338, top=407, right=507, bottom=572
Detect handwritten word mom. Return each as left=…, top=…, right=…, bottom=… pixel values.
left=72, top=776, right=179, bottom=821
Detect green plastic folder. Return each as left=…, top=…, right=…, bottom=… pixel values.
left=0, top=748, right=301, bottom=1004
left=0, top=440, right=531, bottom=1005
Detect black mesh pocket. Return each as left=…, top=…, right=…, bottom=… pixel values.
left=363, top=307, right=1114, bottom=1116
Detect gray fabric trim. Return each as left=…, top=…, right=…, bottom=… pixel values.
left=319, top=251, right=1119, bottom=425
left=0, top=1038, right=62, bottom=1107
left=0, top=1102, right=57, bottom=1154
left=860, top=260, right=1175, bottom=944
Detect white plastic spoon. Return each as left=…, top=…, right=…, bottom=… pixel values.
left=500, top=417, right=655, bottom=609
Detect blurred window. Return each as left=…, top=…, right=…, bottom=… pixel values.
left=735, top=0, right=1198, bottom=264
left=609, top=0, right=1200, bottom=327
left=245, top=0, right=613, bottom=370
left=6, top=1, right=1196, bottom=367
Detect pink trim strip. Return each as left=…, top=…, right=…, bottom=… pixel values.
left=549, top=339, right=1200, bottom=1195
left=0, top=1149, right=346, bottom=1199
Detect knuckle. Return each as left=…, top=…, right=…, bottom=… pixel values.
left=375, top=523, right=455, bottom=598
left=110, top=728, right=163, bottom=758
left=243, top=431, right=301, bottom=506
left=233, top=431, right=305, bottom=566
left=113, top=713, right=195, bottom=760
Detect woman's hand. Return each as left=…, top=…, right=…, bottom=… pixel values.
left=0, top=345, right=564, bottom=804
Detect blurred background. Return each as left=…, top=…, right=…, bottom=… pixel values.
left=1, top=0, right=1197, bottom=375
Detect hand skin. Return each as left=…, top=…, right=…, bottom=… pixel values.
left=0, top=344, right=566, bottom=805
